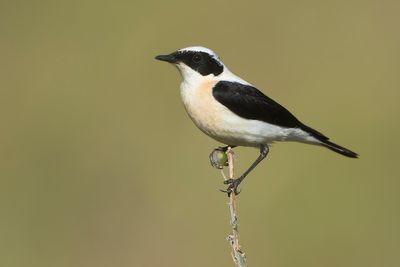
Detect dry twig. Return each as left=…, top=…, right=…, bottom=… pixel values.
left=212, top=147, right=247, bottom=266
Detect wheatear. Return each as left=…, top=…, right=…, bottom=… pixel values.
left=155, top=46, right=358, bottom=194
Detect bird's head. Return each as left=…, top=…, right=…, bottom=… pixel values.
left=155, top=46, right=225, bottom=82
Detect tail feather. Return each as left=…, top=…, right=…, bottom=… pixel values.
left=321, top=140, right=359, bottom=158
left=300, top=124, right=358, bottom=158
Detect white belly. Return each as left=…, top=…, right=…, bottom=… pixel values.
left=180, top=80, right=317, bottom=146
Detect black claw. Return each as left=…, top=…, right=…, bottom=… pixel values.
left=221, top=178, right=242, bottom=196
left=234, top=188, right=242, bottom=195
left=223, top=178, right=235, bottom=185
left=228, top=183, right=241, bottom=196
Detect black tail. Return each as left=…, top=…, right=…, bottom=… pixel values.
left=320, top=140, right=358, bottom=158
left=300, top=124, right=359, bottom=158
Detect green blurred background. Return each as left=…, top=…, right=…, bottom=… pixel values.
left=1, top=0, right=399, bottom=266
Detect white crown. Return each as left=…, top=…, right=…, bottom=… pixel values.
left=178, top=46, right=219, bottom=59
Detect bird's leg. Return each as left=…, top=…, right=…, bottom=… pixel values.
left=209, top=145, right=237, bottom=169
left=224, top=144, right=269, bottom=195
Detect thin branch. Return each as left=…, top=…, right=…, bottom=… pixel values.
left=223, top=147, right=247, bottom=266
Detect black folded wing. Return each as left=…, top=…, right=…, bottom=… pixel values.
left=212, top=81, right=328, bottom=140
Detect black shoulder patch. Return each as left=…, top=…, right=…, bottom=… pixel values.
left=212, top=81, right=305, bottom=128
left=175, top=51, right=223, bottom=76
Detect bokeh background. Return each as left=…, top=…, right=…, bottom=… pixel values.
left=1, top=0, right=399, bottom=266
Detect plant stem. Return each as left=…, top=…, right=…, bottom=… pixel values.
left=222, top=147, right=247, bottom=266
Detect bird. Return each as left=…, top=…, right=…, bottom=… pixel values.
left=155, top=46, right=358, bottom=195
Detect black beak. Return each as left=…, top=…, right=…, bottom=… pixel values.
left=155, top=53, right=177, bottom=63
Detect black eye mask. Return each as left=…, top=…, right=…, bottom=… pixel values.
left=175, top=51, right=224, bottom=76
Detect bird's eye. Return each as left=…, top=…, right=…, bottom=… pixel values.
left=192, top=54, right=202, bottom=63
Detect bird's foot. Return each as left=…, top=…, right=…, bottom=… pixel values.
left=220, top=178, right=242, bottom=196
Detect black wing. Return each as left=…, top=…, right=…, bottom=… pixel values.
left=212, top=81, right=359, bottom=158
left=212, top=81, right=329, bottom=140
left=213, top=81, right=302, bottom=128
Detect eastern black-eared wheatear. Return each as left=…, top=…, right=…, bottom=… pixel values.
left=155, top=46, right=358, bottom=194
